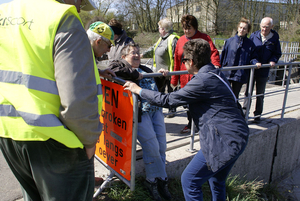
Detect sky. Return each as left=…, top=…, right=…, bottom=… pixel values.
left=0, top=0, right=12, bottom=4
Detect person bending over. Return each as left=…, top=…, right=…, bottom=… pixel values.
left=124, top=39, right=249, bottom=201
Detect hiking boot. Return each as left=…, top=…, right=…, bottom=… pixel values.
left=180, top=126, right=191, bottom=134
left=157, top=178, right=172, bottom=200
left=144, top=179, right=162, bottom=201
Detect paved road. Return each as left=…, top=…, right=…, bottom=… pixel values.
left=1, top=82, right=300, bottom=201
left=0, top=153, right=23, bottom=201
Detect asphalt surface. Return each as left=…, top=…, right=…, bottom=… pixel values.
left=1, top=82, right=300, bottom=201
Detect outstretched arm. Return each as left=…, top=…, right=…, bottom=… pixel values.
left=123, top=81, right=142, bottom=94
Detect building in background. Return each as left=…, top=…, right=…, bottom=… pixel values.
left=166, top=0, right=290, bottom=35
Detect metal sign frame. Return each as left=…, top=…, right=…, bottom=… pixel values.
left=93, top=78, right=138, bottom=198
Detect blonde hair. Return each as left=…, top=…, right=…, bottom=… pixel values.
left=158, top=18, right=173, bottom=32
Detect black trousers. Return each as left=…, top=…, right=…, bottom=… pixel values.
left=0, top=137, right=95, bottom=201
left=229, top=80, right=244, bottom=99
left=157, top=77, right=176, bottom=112
left=243, top=76, right=268, bottom=116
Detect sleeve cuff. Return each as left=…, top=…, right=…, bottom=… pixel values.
left=139, top=89, right=143, bottom=96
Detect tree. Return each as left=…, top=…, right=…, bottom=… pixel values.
left=115, top=0, right=169, bottom=32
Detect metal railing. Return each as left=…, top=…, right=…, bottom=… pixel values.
left=102, top=56, right=300, bottom=154
left=139, top=60, right=300, bottom=152
left=212, top=38, right=300, bottom=62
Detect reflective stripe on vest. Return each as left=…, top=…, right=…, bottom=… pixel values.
left=0, top=70, right=103, bottom=96
left=153, top=33, right=179, bottom=72
left=0, top=105, right=63, bottom=127
left=0, top=70, right=103, bottom=127
left=0, top=0, right=102, bottom=148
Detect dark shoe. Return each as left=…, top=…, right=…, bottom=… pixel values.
left=157, top=178, right=172, bottom=200
left=254, top=117, right=261, bottom=123
left=144, top=179, right=162, bottom=201
left=95, top=177, right=104, bottom=186
left=180, top=126, right=191, bottom=134
left=166, top=113, right=175, bottom=118
left=166, top=108, right=176, bottom=118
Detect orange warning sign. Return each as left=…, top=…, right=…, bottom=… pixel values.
left=95, top=79, right=133, bottom=181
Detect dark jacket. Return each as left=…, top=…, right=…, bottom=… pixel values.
left=250, top=30, right=282, bottom=78
left=109, top=59, right=164, bottom=89
left=140, top=63, right=249, bottom=172
left=220, top=34, right=259, bottom=83
left=109, top=59, right=162, bottom=121
left=107, top=31, right=133, bottom=60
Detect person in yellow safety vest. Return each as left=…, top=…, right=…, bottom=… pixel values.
left=0, top=0, right=115, bottom=200
left=141, top=18, right=179, bottom=118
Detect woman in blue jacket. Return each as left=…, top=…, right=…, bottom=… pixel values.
left=124, top=39, right=249, bottom=201
left=220, top=17, right=261, bottom=98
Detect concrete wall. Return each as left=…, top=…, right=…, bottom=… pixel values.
left=271, top=112, right=300, bottom=182
left=230, top=125, right=278, bottom=183
left=94, top=110, right=300, bottom=184
left=136, top=110, right=300, bottom=183
left=221, top=110, right=300, bottom=183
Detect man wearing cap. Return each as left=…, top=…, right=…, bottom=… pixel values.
left=87, top=21, right=116, bottom=60
left=86, top=21, right=116, bottom=186
left=107, top=18, right=134, bottom=60
left=0, top=0, right=114, bottom=200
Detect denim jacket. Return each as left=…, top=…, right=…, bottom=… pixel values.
left=140, top=63, right=249, bottom=172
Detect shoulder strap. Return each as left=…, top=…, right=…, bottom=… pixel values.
left=208, top=72, right=237, bottom=103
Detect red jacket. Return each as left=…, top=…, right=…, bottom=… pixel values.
left=171, top=31, right=220, bottom=88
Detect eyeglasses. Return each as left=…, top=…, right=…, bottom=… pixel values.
left=182, top=58, right=190, bottom=64
left=80, top=0, right=87, bottom=9
left=103, top=39, right=112, bottom=48
left=128, top=51, right=140, bottom=56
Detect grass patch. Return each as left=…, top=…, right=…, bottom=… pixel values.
left=93, top=175, right=285, bottom=201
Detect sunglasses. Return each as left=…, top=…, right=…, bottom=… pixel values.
left=182, top=58, right=190, bottom=64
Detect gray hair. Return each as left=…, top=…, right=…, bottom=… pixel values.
left=158, top=18, right=173, bottom=32
left=86, top=29, right=110, bottom=43
left=120, top=42, right=140, bottom=56
left=261, top=17, right=273, bottom=26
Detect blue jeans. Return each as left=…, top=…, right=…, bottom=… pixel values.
left=181, top=150, right=239, bottom=201
left=138, top=110, right=167, bottom=179
left=243, top=76, right=268, bottom=116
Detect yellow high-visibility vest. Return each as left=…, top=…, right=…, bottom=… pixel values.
left=153, top=33, right=180, bottom=72
left=0, top=0, right=102, bottom=148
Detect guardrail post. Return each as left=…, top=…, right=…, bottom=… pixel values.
left=244, top=67, right=255, bottom=121
left=130, top=94, right=139, bottom=191
left=281, top=64, right=293, bottom=119
left=187, top=120, right=196, bottom=153
left=282, top=65, right=287, bottom=87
